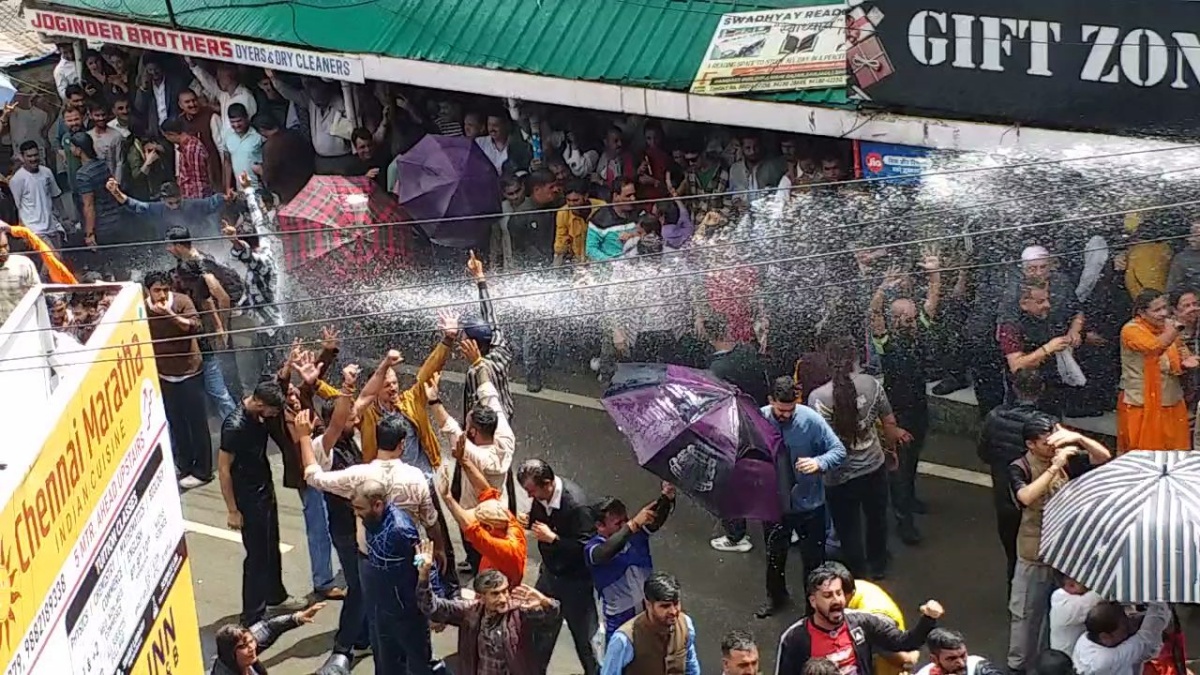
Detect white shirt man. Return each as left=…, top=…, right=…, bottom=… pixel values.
left=1050, top=584, right=1103, bottom=653
left=188, top=60, right=258, bottom=151
left=53, top=53, right=79, bottom=100
left=438, top=379, right=514, bottom=508
left=476, top=135, right=509, bottom=174
left=1073, top=603, right=1170, bottom=675
left=304, top=439, right=439, bottom=554
left=9, top=156, right=63, bottom=239
left=0, top=240, right=39, bottom=325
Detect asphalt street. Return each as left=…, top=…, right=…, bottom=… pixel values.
left=179, top=364, right=1041, bottom=675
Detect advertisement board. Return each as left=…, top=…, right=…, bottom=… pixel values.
left=849, top=0, right=1200, bottom=136
left=27, top=9, right=364, bottom=83
left=858, top=141, right=932, bottom=184
left=0, top=290, right=202, bottom=675
left=691, top=4, right=847, bottom=95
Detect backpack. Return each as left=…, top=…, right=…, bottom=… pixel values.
left=201, top=254, right=247, bottom=306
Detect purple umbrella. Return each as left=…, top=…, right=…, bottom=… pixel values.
left=394, top=135, right=500, bottom=248
left=601, top=363, right=787, bottom=522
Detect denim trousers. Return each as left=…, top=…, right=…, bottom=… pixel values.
left=202, top=352, right=238, bottom=421
left=298, top=486, right=336, bottom=591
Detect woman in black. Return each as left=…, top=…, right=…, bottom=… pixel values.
left=210, top=603, right=325, bottom=674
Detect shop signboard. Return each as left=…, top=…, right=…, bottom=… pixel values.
left=27, top=8, right=365, bottom=83
left=849, top=0, right=1200, bottom=136
left=692, top=4, right=847, bottom=95
left=858, top=141, right=931, bottom=184
left=0, top=288, right=203, bottom=675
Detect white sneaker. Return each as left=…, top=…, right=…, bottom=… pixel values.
left=178, top=476, right=207, bottom=489
left=791, top=531, right=800, bottom=544
left=710, top=535, right=753, bottom=553
left=590, top=357, right=601, bottom=372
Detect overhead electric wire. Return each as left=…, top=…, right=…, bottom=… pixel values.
left=9, top=196, right=1200, bottom=364
left=20, top=161, right=1200, bottom=337
left=9, top=229, right=1187, bottom=374
left=50, top=141, right=1200, bottom=255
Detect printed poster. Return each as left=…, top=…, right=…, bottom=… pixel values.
left=692, top=4, right=848, bottom=95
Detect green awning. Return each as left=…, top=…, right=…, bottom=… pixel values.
left=39, top=0, right=848, bottom=104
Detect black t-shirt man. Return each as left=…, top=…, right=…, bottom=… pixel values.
left=220, top=403, right=275, bottom=505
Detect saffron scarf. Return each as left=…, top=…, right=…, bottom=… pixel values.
left=1129, top=316, right=1182, bottom=426
left=8, top=225, right=77, bottom=284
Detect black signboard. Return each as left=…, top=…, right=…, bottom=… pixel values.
left=848, top=0, right=1200, bottom=137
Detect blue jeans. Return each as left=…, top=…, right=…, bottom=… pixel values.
left=202, top=353, right=237, bottom=421
left=358, top=559, right=442, bottom=675
left=298, top=486, right=336, bottom=591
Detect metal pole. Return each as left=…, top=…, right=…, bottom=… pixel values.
left=341, top=82, right=358, bottom=126
left=72, top=42, right=84, bottom=84
left=165, top=0, right=179, bottom=29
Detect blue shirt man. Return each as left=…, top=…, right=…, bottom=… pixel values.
left=353, top=482, right=443, bottom=674
left=754, top=375, right=846, bottom=619
left=112, top=182, right=226, bottom=238
left=600, top=572, right=700, bottom=675
left=585, top=489, right=675, bottom=640
left=761, top=398, right=846, bottom=513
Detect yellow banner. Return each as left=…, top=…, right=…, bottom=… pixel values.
left=128, top=562, right=202, bottom=675
left=0, top=298, right=152, bottom=668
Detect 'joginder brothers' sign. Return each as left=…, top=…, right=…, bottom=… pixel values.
left=26, top=9, right=365, bottom=83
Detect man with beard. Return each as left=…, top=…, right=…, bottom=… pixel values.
left=601, top=572, right=700, bottom=675
left=347, top=478, right=442, bottom=675
left=997, top=282, right=1075, bottom=416
left=754, top=376, right=845, bottom=619
left=775, top=564, right=942, bottom=675
left=914, top=629, right=1006, bottom=675
left=870, top=254, right=942, bottom=544
left=418, top=539, right=560, bottom=675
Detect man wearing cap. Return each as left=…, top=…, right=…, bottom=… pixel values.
left=107, top=177, right=229, bottom=237
left=997, top=246, right=1086, bottom=411
left=445, top=252, right=518, bottom=574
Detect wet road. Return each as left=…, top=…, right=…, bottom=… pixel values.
left=180, top=366, right=1025, bottom=674
left=180, top=365, right=1051, bottom=667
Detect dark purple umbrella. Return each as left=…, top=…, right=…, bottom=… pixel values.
left=394, top=135, right=500, bottom=248
left=601, top=363, right=787, bottom=522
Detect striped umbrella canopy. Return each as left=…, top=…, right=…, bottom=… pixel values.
left=1040, top=450, right=1200, bottom=603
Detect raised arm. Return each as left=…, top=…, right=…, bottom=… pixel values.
left=459, top=452, right=493, bottom=496
left=355, top=349, right=403, bottom=415
left=264, top=69, right=308, bottom=108
left=317, top=364, right=359, bottom=452
left=185, top=58, right=220, bottom=98
left=920, top=253, right=943, bottom=320
left=415, top=540, right=474, bottom=626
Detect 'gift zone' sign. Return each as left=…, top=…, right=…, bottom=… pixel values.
left=854, top=0, right=1200, bottom=137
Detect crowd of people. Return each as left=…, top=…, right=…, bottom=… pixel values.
left=0, top=34, right=1195, bottom=675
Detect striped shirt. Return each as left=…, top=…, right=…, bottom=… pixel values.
left=462, top=280, right=515, bottom=420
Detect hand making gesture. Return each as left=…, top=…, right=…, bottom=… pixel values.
left=466, top=249, right=485, bottom=281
